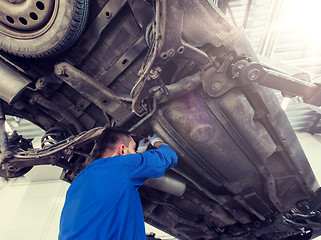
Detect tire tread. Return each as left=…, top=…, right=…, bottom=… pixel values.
left=0, top=0, right=89, bottom=58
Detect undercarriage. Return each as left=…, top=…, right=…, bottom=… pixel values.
left=0, top=0, right=321, bottom=239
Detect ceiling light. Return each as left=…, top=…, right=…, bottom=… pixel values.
left=4, top=121, right=13, bottom=134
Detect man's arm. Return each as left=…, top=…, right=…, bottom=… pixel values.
left=132, top=145, right=178, bottom=185
left=121, top=134, right=178, bottom=186
left=154, top=141, right=166, bottom=148
left=136, top=135, right=166, bottom=152
left=148, top=133, right=166, bottom=149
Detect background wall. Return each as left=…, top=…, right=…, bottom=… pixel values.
left=0, top=178, right=68, bottom=240
left=0, top=167, right=176, bottom=240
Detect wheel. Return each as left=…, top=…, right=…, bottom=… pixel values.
left=0, top=0, right=89, bottom=58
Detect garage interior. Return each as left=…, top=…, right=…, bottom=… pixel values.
left=0, top=0, right=321, bottom=239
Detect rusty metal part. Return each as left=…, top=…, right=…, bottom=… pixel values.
left=131, top=0, right=212, bottom=116
left=129, top=99, right=157, bottom=133
left=152, top=71, right=203, bottom=103
left=237, top=61, right=321, bottom=106
left=31, top=93, right=85, bottom=134
left=152, top=66, right=220, bottom=103
left=151, top=108, right=252, bottom=225
left=67, top=0, right=127, bottom=65
left=98, top=37, right=147, bottom=86
left=54, top=62, right=133, bottom=125
left=0, top=60, right=30, bottom=104
left=55, top=62, right=132, bottom=103
left=1, top=127, right=104, bottom=174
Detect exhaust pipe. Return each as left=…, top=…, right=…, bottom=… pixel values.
left=143, top=171, right=186, bottom=197
left=0, top=60, right=30, bottom=104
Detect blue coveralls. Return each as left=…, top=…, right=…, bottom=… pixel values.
left=58, top=145, right=178, bottom=240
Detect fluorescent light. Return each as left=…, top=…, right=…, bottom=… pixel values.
left=4, top=121, right=13, bottom=134
left=281, top=97, right=290, bottom=110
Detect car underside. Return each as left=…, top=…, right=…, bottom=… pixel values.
left=1, top=0, right=321, bottom=239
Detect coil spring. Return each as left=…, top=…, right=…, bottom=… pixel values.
left=41, top=127, right=69, bottom=149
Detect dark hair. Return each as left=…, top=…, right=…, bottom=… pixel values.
left=97, top=127, right=131, bottom=157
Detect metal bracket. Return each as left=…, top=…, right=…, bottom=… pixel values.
left=67, top=0, right=127, bottom=65
left=54, top=62, right=133, bottom=126
left=0, top=127, right=104, bottom=179
left=131, top=0, right=212, bottom=116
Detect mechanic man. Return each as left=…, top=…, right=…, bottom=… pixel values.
left=58, top=127, right=178, bottom=240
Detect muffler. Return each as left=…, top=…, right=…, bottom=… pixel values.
left=143, top=171, right=186, bottom=197
left=0, top=60, right=30, bottom=104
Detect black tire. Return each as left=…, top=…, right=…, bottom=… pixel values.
left=0, top=0, right=89, bottom=58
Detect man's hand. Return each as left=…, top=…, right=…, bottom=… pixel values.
left=136, top=139, right=149, bottom=153
left=154, top=141, right=166, bottom=148
left=137, top=133, right=166, bottom=153
left=148, top=133, right=165, bottom=148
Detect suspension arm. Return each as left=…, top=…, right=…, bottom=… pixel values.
left=0, top=127, right=104, bottom=174
left=235, top=61, right=321, bottom=106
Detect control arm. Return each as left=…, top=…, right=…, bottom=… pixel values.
left=233, top=60, right=321, bottom=106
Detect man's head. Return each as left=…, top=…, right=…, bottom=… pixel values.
left=98, top=127, right=136, bottom=158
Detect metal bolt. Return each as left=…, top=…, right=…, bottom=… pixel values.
left=248, top=69, right=260, bottom=81
left=213, top=82, right=222, bottom=90
left=55, top=68, right=65, bottom=76
left=12, top=101, right=25, bottom=110
left=8, top=165, right=17, bottom=171
left=231, top=59, right=248, bottom=78
left=29, top=98, right=36, bottom=104
left=36, top=78, right=47, bottom=90
left=160, top=52, right=168, bottom=59
left=177, top=46, right=184, bottom=54
left=237, top=64, right=244, bottom=69
left=149, top=68, right=160, bottom=79
left=168, top=49, right=175, bottom=57
left=105, top=11, right=112, bottom=19
left=64, top=148, right=73, bottom=155
left=4, top=151, right=12, bottom=158
left=39, top=79, right=46, bottom=86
